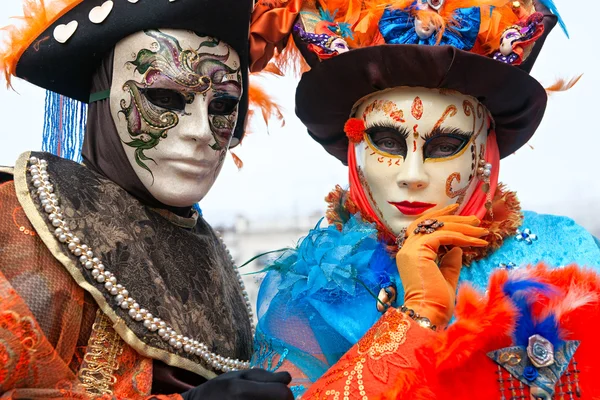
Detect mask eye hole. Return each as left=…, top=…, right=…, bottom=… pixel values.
left=142, top=88, right=187, bottom=112
left=209, top=97, right=240, bottom=115
left=366, top=126, right=408, bottom=158
left=423, top=134, right=469, bottom=159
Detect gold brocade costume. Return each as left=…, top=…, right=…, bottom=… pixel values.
left=0, top=152, right=253, bottom=398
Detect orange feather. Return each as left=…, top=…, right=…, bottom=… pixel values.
left=545, top=75, right=583, bottom=94
left=230, top=151, right=244, bottom=170
left=265, top=37, right=310, bottom=78
left=1, top=0, right=84, bottom=88
left=246, top=78, right=285, bottom=135
left=475, top=4, right=520, bottom=55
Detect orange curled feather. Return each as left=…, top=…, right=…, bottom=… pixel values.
left=245, top=78, right=285, bottom=136
left=262, top=37, right=310, bottom=78
left=0, top=0, right=84, bottom=88
left=545, top=74, right=583, bottom=95
left=230, top=151, right=244, bottom=170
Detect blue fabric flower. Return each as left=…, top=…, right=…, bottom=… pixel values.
left=379, top=5, right=480, bottom=51
left=268, top=216, right=391, bottom=303
left=523, top=366, right=539, bottom=381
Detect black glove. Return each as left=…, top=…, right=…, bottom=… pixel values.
left=181, top=369, right=294, bottom=400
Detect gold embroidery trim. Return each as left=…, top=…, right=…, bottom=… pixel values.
left=78, top=309, right=124, bottom=396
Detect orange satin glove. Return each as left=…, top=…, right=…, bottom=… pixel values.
left=396, top=204, right=489, bottom=329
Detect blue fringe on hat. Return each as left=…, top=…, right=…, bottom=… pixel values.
left=42, top=90, right=87, bottom=163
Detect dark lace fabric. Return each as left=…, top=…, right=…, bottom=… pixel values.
left=26, top=152, right=253, bottom=371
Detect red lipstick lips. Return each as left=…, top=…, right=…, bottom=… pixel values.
left=389, top=201, right=436, bottom=216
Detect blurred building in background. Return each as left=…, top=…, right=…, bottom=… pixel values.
left=216, top=212, right=325, bottom=319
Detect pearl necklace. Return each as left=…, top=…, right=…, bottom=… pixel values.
left=28, top=156, right=254, bottom=373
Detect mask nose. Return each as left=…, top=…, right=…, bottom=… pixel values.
left=177, top=100, right=213, bottom=144
left=395, top=152, right=430, bottom=190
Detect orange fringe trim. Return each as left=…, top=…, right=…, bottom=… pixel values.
left=462, top=183, right=522, bottom=265
left=1, top=0, right=84, bottom=87
left=325, top=183, right=522, bottom=263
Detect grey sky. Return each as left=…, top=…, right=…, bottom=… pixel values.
left=1, top=0, right=599, bottom=237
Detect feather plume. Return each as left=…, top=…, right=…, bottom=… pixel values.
left=263, top=37, right=310, bottom=78
left=545, top=75, right=582, bottom=94
left=325, top=185, right=352, bottom=230
left=503, top=278, right=551, bottom=298
left=503, top=277, right=563, bottom=347
left=390, top=0, right=510, bottom=46
left=537, top=0, right=568, bottom=37
left=246, top=78, right=285, bottom=135
left=230, top=151, right=244, bottom=170
left=1, top=0, right=83, bottom=87
left=438, top=0, right=511, bottom=18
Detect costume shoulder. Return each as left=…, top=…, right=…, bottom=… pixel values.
left=0, top=161, right=90, bottom=361
left=462, top=210, right=600, bottom=291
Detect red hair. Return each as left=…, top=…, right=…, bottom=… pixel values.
left=347, top=130, right=501, bottom=242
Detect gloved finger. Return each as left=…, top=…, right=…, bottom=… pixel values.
left=423, top=230, right=489, bottom=249
left=434, top=215, right=481, bottom=226
left=234, top=380, right=294, bottom=400
left=439, top=247, right=464, bottom=290
left=240, top=369, right=292, bottom=384
left=406, top=204, right=460, bottom=233
left=438, top=222, right=489, bottom=238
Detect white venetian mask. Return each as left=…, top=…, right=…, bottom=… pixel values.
left=110, top=29, right=242, bottom=207
left=353, top=87, right=491, bottom=235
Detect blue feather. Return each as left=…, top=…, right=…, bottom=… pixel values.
left=503, top=278, right=563, bottom=347
left=512, top=295, right=537, bottom=346
left=503, top=278, right=550, bottom=298
left=535, top=314, right=563, bottom=347
left=319, top=8, right=337, bottom=22
left=537, top=0, right=569, bottom=38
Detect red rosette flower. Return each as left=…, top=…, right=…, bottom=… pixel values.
left=344, top=118, right=366, bottom=143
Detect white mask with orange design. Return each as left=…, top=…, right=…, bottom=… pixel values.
left=353, top=87, right=491, bottom=236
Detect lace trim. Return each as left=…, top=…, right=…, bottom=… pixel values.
left=78, top=309, right=124, bottom=396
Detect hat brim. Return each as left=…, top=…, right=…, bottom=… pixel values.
left=295, top=45, right=547, bottom=163
left=15, top=0, right=252, bottom=141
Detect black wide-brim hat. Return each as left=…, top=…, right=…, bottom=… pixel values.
left=293, top=9, right=557, bottom=164
left=13, top=0, right=253, bottom=142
